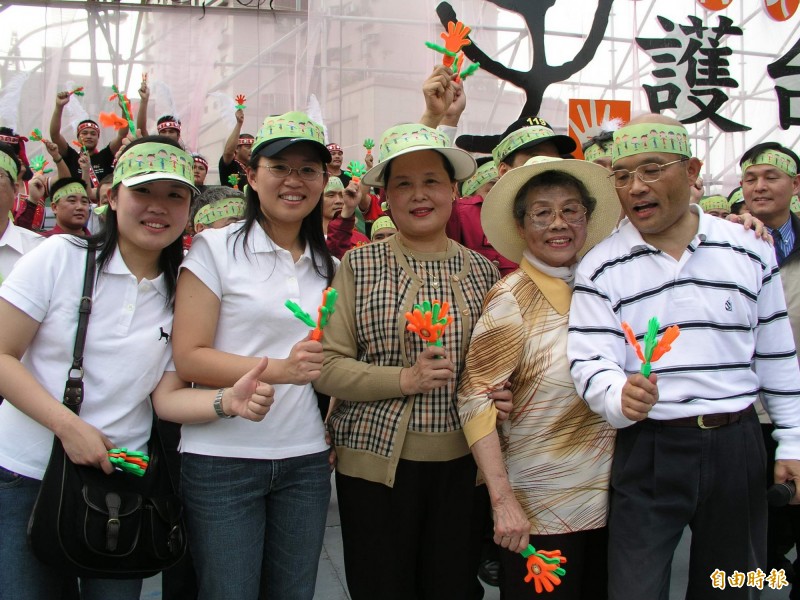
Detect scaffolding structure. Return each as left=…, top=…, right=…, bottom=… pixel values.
left=0, top=0, right=797, bottom=193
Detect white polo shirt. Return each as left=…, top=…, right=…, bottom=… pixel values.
left=0, top=220, right=44, bottom=284
left=179, top=222, right=333, bottom=460
left=0, top=235, right=175, bottom=479
left=568, top=206, right=800, bottom=458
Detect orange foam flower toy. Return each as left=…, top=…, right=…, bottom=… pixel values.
left=405, top=300, right=452, bottom=346
left=521, top=545, right=567, bottom=593
left=621, top=317, right=680, bottom=377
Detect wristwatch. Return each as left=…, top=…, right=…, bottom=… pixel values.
left=213, top=388, right=234, bottom=419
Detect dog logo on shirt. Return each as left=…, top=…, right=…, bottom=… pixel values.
left=725, top=298, right=733, bottom=312
left=158, top=327, right=171, bottom=344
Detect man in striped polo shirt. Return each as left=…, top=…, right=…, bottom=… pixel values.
left=567, top=113, right=800, bottom=599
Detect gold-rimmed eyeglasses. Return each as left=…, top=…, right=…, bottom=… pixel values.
left=609, top=158, right=688, bottom=189
left=526, top=203, right=588, bottom=229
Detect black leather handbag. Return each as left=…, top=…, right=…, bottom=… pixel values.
left=27, top=244, right=186, bottom=579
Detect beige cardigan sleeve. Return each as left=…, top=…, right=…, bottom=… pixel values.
left=315, top=253, right=405, bottom=402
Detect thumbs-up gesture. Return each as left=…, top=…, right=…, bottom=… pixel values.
left=223, top=357, right=275, bottom=421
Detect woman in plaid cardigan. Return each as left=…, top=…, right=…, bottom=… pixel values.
left=317, top=121, right=502, bottom=599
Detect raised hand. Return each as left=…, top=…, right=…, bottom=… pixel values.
left=341, top=181, right=360, bottom=218
left=421, top=65, right=457, bottom=126
left=43, top=139, right=61, bottom=158
left=55, top=90, right=70, bottom=107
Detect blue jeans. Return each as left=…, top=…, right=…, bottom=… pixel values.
left=181, top=451, right=331, bottom=600
left=0, top=465, right=142, bottom=600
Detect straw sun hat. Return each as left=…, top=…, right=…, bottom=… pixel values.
left=481, top=156, right=620, bottom=263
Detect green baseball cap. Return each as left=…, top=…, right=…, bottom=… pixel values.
left=252, top=111, right=331, bottom=163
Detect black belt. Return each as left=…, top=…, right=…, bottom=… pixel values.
left=648, top=404, right=754, bottom=429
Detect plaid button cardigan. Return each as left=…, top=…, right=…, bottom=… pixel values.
left=317, top=234, right=499, bottom=486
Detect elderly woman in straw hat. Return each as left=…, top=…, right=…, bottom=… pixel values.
left=316, top=123, right=504, bottom=599
left=458, top=156, right=620, bottom=599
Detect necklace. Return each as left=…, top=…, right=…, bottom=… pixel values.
left=411, top=257, right=441, bottom=288
left=406, top=239, right=450, bottom=289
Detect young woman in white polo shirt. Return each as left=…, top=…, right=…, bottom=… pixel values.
left=165, top=112, right=336, bottom=600
left=0, top=136, right=274, bottom=600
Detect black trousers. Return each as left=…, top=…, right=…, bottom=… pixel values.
left=762, top=424, right=800, bottom=599
left=608, top=410, right=767, bottom=600
left=336, top=455, right=478, bottom=600
left=499, top=528, right=608, bottom=600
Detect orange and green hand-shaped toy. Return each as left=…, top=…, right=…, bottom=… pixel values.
left=521, top=545, right=567, bottom=593
left=108, top=448, right=149, bottom=477
left=425, top=20, right=471, bottom=68
left=68, top=86, right=85, bottom=97
left=235, top=94, right=247, bottom=110
left=227, top=174, right=240, bottom=190
left=107, top=85, right=135, bottom=134
left=344, top=161, right=368, bottom=184
left=621, top=317, right=680, bottom=378
left=440, top=21, right=472, bottom=68
left=425, top=21, right=480, bottom=81
left=29, top=128, right=44, bottom=142
left=285, top=287, right=339, bottom=342
left=99, top=112, right=129, bottom=131
left=29, top=155, right=52, bottom=175
left=405, top=300, right=453, bottom=347
left=363, top=138, right=374, bottom=155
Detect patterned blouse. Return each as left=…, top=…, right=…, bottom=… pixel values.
left=458, top=259, right=615, bottom=535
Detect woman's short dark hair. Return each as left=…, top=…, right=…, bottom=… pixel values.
left=512, top=170, right=597, bottom=226
left=73, top=135, right=188, bottom=305
left=234, top=146, right=335, bottom=286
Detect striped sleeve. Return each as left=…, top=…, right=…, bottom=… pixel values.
left=753, top=259, right=800, bottom=459
left=567, top=265, right=634, bottom=429
left=458, top=283, right=523, bottom=446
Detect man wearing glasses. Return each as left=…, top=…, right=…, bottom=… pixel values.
left=567, top=114, right=800, bottom=599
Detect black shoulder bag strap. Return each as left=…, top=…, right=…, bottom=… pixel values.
left=63, top=243, right=97, bottom=416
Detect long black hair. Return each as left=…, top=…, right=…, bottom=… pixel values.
left=74, top=136, right=190, bottom=305
left=234, top=146, right=335, bottom=286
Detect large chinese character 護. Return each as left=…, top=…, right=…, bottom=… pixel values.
left=637, top=15, right=750, bottom=132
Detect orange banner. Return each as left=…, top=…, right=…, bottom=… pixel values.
left=568, top=99, right=631, bottom=160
